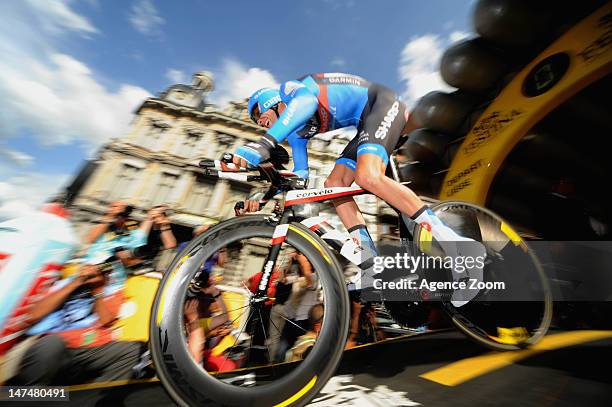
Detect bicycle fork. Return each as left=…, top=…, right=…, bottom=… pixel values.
left=253, top=212, right=292, bottom=300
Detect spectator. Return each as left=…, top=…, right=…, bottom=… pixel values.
left=176, top=223, right=213, bottom=253
left=184, top=270, right=236, bottom=372
left=11, top=266, right=141, bottom=385
left=193, top=223, right=212, bottom=237
left=275, top=252, right=318, bottom=361
left=85, top=201, right=135, bottom=244
left=10, top=201, right=147, bottom=385
left=285, top=303, right=323, bottom=362
left=346, top=301, right=385, bottom=349
left=129, top=205, right=177, bottom=270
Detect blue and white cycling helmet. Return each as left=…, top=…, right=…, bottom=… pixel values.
left=247, top=87, right=282, bottom=123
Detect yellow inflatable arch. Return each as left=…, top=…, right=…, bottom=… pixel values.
left=440, top=2, right=612, bottom=204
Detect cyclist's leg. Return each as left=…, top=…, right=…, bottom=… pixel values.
left=352, top=85, right=485, bottom=303
left=330, top=137, right=378, bottom=257
left=325, top=137, right=363, bottom=229
left=351, top=84, right=421, bottom=215
left=352, top=85, right=464, bottom=233
left=329, top=134, right=378, bottom=291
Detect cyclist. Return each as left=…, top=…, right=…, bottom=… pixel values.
left=234, top=73, right=484, bottom=306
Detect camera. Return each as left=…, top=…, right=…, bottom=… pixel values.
left=119, top=204, right=134, bottom=218
left=152, top=205, right=173, bottom=218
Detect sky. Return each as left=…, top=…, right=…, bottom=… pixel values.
left=0, top=0, right=474, bottom=218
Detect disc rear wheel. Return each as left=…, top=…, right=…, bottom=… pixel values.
left=415, top=201, right=552, bottom=350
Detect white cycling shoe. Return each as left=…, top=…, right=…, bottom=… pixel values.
left=447, top=237, right=487, bottom=307
left=410, top=208, right=488, bottom=307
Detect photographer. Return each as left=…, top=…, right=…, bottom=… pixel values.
left=85, top=201, right=135, bottom=245
left=9, top=201, right=150, bottom=385
left=11, top=263, right=141, bottom=385
left=274, top=251, right=317, bottom=362
left=132, top=205, right=177, bottom=263
left=184, top=268, right=236, bottom=371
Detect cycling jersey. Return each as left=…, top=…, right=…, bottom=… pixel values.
left=265, top=73, right=408, bottom=178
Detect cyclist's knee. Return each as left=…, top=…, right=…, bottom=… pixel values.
left=354, top=167, right=384, bottom=192
left=324, top=175, right=349, bottom=188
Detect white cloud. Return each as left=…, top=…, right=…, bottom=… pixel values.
left=0, top=172, right=70, bottom=220
left=331, top=57, right=346, bottom=68
left=210, top=59, right=279, bottom=108
left=25, top=0, right=98, bottom=36
left=398, top=31, right=472, bottom=107
left=398, top=34, right=453, bottom=107
left=449, top=30, right=470, bottom=43
left=323, top=0, right=355, bottom=10
left=129, top=0, right=165, bottom=36
left=0, top=147, right=34, bottom=167
left=166, top=68, right=187, bottom=84
left=0, top=1, right=151, bottom=148
left=0, top=1, right=151, bottom=219
left=0, top=53, right=151, bottom=146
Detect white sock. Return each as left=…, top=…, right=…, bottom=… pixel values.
left=348, top=224, right=378, bottom=260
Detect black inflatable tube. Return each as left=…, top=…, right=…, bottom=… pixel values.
left=473, top=0, right=553, bottom=48
left=400, top=129, right=452, bottom=163
left=398, top=161, right=443, bottom=196
left=440, top=38, right=507, bottom=93
left=411, top=91, right=478, bottom=135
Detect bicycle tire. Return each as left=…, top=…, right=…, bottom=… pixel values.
left=150, top=215, right=349, bottom=406
left=414, top=201, right=553, bottom=351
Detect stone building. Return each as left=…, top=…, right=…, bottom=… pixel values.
left=63, top=72, right=381, bottom=283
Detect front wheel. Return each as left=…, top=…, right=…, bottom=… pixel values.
left=150, top=215, right=349, bottom=406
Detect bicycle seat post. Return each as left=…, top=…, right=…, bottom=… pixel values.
left=388, top=155, right=401, bottom=183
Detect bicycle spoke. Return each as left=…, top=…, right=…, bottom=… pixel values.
left=267, top=310, right=283, bottom=337
left=225, top=305, right=250, bottom=329
left=257, top=307, right=279, bottom=378
left=241, top=280, right=253, bottom=297
left=271, top=310, right=308, bottom=334
left=219, top=308, right=253, bottom=373
left=212, top=304, right=251, bottom=320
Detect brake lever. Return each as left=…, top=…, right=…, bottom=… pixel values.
left=234, top=201, right=245, bottom=215
left=198, top=159, right=216, bottom=168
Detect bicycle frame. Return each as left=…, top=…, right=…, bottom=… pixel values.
left=203, top=155, right=414, bottom=300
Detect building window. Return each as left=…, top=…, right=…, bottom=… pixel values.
left=176, top=131, right=202, bottom=158
left=151, top=172, right=178, bottom=206
left=209, top=132, right=235, bottom=159
left=171, top=89, right=187, bottom=101
left=185, top=178, right=213, bottom=214
left=142, top=121, right=170, bottom=151
left=109, top=164, right=140, bottom=201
